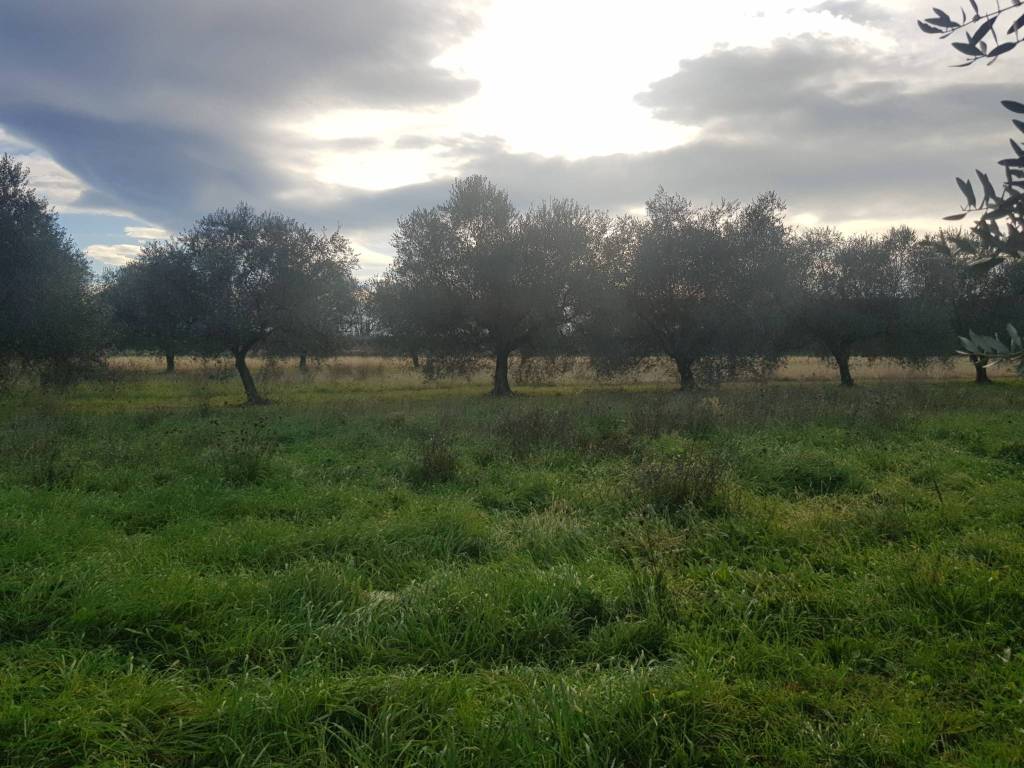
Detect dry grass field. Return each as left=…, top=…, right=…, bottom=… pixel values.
left=108, top=353, right=1013, bottom=388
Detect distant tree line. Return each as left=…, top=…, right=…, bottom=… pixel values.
left=3, top=155, right=1023, bottom=400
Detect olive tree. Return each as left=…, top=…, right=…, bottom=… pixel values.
left=263, top=252, right=360, bottom=371
left=0, top=154, right=102, bottom=384
left=591, top=189, right=791, bottom=389
left=183, top=204, right=358, bottom=403
left=955, top=254, right=1024, bottom=381
left=372, top=176, right=605, bottom=396
left=104, top=240, right=199, bottom=372
left=791, top=227, right=952, bottom=386
left=917, top=3, right=1024, bottom=371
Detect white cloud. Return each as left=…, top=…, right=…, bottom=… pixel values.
left=85, top=243, right=140, bottom=266
left=348, top=228, right=401, bottom=278
left=431, top=0, right=892, bottom=157
left=124, top=225, right=170, bottom=240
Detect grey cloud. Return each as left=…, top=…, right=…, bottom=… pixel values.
left=0, top=1, right=478, bottom=120
left=0, top=1, right=479, bottom=231
left=289, top=35, right=1022, bottom=248
left=393, top=133, right=507, bottom=154
left=343, top=36, right=1003, bottom=231
left=635, top=35, right=979, bottom=140
left=604, top=35, right=1014, bottom=221
left=309, top=34, right=1017, bottom=236
left=310, top=180, right=457, bottom=231
left=455, top=130, right=1000, bottom=223
left=271, top=41, right=1019, bottom=248
left=394, top=135, right=438, bottom=150
left=3, top=5, right=1018, bottom=265
left=2, top=105, right=290, bottom=226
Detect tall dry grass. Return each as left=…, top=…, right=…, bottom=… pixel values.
left=106, top=353, right=1013, bottom=387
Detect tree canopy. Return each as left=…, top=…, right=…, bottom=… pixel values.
left=180, top=204, right=358, bottom=403
left=789, top=227, right=953, bottom=385
left=104, top=240, right=200, bottom=372
left=0, top=154, right=102, bottom=383
left=372, top=176, right=605, bottom=395
left=590, top=190, right=792, bottom=389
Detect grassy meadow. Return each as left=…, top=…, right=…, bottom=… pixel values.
left=1, top=357, right=1023, bottom=766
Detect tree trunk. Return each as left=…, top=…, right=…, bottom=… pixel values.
left=674, top=356, right=696, bottom=390
left=834, top=345, right=854, bottom=387
left=411, top=351, right=420, bottom=369
left=491, top=348, right=513, bottom=396
left=164, top=352, right=175, bottom=373
left=298, top=352, right=308, bottom=372
left=972, top=355, right=992, bottom=384
left=234, top=349, right=266, bottom=405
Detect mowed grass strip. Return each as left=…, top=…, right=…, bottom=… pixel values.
left=1, top=373, right=1023, bottom=766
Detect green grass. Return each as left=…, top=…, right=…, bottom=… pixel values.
left=2, top=369, right=1024, bottom=766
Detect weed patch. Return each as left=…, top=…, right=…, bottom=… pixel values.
left=205, top=416, right=276, bottom=486
left=408, top=433, right=458, bottom=485
left=495, top=405, right=576, bottom=456
left=633, top=445, right=727, bottom=515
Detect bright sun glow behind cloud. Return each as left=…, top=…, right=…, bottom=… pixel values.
left=4, top=0, right=955, bottom=274
left=289, top=0, right=898, bottom=191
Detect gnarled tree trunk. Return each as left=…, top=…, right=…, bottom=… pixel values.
left=972, top=354, right=992, bottom=384
left=674, top=356, right=696, bottom=390
left=233, top=347, right=267, bottom=405
left=491, top=348, right=513, bottom=396
left=834, top=342, right=854, bottom=387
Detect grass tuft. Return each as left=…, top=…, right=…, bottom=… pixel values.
left=408, top=433, right=458, bottom=485
left=634, top=445, right=726, bottom=515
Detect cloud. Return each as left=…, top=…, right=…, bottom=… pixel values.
left=277, top=32, right=1024, bottom=245
left=0, top=1, right=477, bottom=121
left=621, top=34, right=1014, bottom=221
left=809, top=0, right=893, bottom=24
left=124, top=226, right=171, bottom=240
left=320, top=138, right=384, bottom=152
left=224, top=23, right=1023, bottom=266
left=384, top=33, right=1009, bottom=231
left=85, top=243, right=141, bottom=267
left=0, top=1, right=479, bottom=231
left=3, top=2, right=1019, bottom=274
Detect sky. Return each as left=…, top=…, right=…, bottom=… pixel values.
left=0, top=0, right=1018, bottom=276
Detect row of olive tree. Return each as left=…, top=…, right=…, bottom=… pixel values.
left=1, top=153, right=362, bottom=403
left=5, top=156, right=1020, bottom=400
left=371, top=176, right=1022, bottom=393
